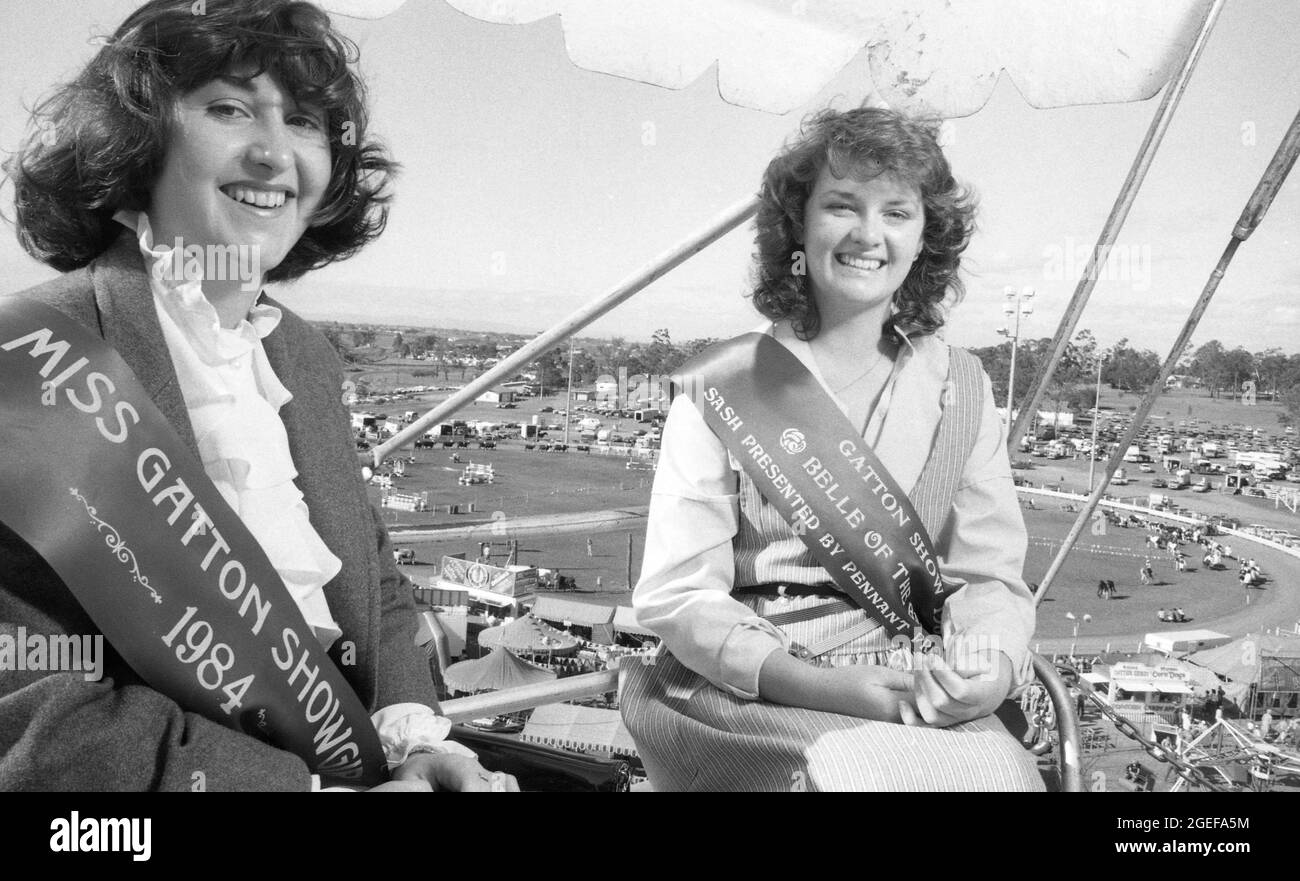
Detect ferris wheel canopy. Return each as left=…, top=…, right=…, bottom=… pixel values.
left=434, top=0, right=1214, bottom=116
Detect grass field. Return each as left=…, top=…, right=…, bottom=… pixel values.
left=364, top=379, right=1299, bottom=639
left=390, top=497, right=1298, bottom=637
left=371, top=444, right=653, bottom=529
left=1021, top=506, right=1295, bottom=640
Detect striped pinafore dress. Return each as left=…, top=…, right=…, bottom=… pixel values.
left=620, top=349, right=1044, bottom=791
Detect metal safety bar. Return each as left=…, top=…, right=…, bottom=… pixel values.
left=436, top=656, right=1083, bottom=791
left=369, top=196, right=759, bottom=465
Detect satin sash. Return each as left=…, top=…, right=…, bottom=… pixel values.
left=0, top=297, right=387, bottom=785
left=674, top=333, right=959, bottom=637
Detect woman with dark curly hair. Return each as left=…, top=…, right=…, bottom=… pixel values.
left=0, top=0, right=515, bottom=792
left=622, top=107, right=1041, bottom=791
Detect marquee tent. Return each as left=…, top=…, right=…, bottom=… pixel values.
left=444, top=649, right=558, bottom=694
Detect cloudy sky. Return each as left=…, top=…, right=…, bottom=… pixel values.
left=1, top=0, right=1296, bottom=354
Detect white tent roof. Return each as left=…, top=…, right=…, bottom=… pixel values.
left=1144, top=629, right=1232, bottom=654
left=613, top=605, right=656, bottom=637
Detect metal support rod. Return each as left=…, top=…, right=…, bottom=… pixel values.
left=1006, top=322, right=1019, bottom=415
left=371, top=196, right=759, bottom=465
left=626, top=530, right=634, bottom=590
left=563, top=339, right=575, bottom=447
left=1007, top=0, right=1226, bottom=457
left=1088, top=355, right=1103, bottom=492
left=438, top=669, right=620, bottom=723
left=1033, top=106, right=1300, bottom=606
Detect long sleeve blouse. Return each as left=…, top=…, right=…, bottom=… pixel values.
left=633, top=324, right=1037, bottom=700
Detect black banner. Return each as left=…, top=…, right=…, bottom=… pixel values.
left=0, top=297, right=386, bottom=785
left=676, top=333, right=957, bottom=637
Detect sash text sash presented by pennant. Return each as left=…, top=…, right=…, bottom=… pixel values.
left=0, top=297, right=387, bottom=785
left=674, top=333, right=958, bottom=637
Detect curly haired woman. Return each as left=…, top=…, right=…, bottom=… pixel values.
left=1, top=0, right=514, bottom=792
left=621, top=107, right=1041, bottom=791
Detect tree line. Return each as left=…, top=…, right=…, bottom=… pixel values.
left=319, top=319, right=1300, bottom=421
left=969, top=332, right=1300, bottom=422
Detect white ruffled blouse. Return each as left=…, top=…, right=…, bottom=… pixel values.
left=114, top=212, right=474, bottom=785
left=115, top=210, right=343, bottom=647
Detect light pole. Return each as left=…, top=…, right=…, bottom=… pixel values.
left=1065, top=612, right=1092, bottom=659
left=562, top=339, right=575, bottom=446
left=1088, top=354, right=1105, bottom=492
left=996, top=286, right=1035, bottom=436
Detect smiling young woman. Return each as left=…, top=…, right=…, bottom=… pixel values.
left=0, top=0, right=515, bottom=793
left=621, top=108, right=1042, bottom=791
left=147, top=71, right=335, bottom=326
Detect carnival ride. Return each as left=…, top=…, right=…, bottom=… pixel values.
left=1169, top=716, right=1300, bottom=792
left=317, top=0, right=1300, bottom=792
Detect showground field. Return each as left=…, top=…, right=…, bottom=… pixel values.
left=365, top=384, right=1300, bottom=645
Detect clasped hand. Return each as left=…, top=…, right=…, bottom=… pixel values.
left=815, top=651, right=1010, bottom=728
left=760, top=646, right=1013, bottom=727
left=898, top=650, right=1012, bottom=728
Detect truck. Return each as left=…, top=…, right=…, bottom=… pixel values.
left=1123, top=445, right=1142, bottom=463
left=1233, top=450, right=1285, bottom=473
left=1201, top=442, right=1223, bottom=458
left=1171, top=469, right=1191, bottom=489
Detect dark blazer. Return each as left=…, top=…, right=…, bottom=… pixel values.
left=0, top=231, right=438, bottom=791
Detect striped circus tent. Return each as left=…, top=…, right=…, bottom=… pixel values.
left=444, top=649, right=557, bottom=694
left=477, top=615, right=581, bottom=656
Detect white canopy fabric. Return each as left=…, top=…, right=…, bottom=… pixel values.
left=520, top=703, right=639, bottom=756
left=477, top=614, right=582, bottom=654
left=440, top=0, right=1213, bottom=115
left=320, top=0, right=408, bottom=18
left=613, top=605, right=656, bottom=637
left=532, top=596, right=616, bottom=627
left=444, top=649, right=557, bottom=692
left=1144, top=629, right=1232, bottom=655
